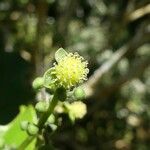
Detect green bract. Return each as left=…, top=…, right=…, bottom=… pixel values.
left=43, top=68, right=57, bottom=90
left=55, top=48, right=68, bottom=62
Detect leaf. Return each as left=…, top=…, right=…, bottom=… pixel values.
left=27, top=138, right=36, bottom=150
left=55, top=48, right=68, bottom=62
left=0, top=105, right=37, bottom=149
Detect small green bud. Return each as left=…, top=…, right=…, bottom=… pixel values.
left=27, top=123, right=39, bottom=136
left=32, top=77, right=44, bottom=90
left=73, top=87, right=85, bottom=100
left=47, top=114, right=55, bottom=124
left=35, top=101, right=48, bottom=113
left=20, top=121, right=29, bottom=130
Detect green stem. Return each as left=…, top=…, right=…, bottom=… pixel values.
left=18, top=136, right=35, bottom=150
left=18, top=90, right=59, bottom=150
left=38, top=94, right=58, bottom=130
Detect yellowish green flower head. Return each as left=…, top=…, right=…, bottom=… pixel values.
left=68, top=101, right=87, bottom=119
left=55, top=101, right=87, bottom=120
left=52, top=52, right=89, bottom=89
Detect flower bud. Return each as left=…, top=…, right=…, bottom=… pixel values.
left=27, top=123, right=39, bottom=136
left=20, top=121, right=29, bottom=131
left=35, top=101, right=48, bottom=113
left=32, top=77, right=44, bottom=90
left=47, top=114, right=55, bottom=124
left=73, top=87, right=85, bottom=100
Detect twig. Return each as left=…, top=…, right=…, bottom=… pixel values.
left=32, top=0, right=48, bottom=76
left=127, top=4, right=150, bottom=22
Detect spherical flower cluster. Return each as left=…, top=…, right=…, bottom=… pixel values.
left=68, top=101, right=87, bottom=119
left=52, top=52, right=89, bottom=89
left=54, top=101, right=87, bottom=120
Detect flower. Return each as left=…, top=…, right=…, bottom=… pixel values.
left=52, top=52, right=89, bottom=89
left=54, top=101, right=87, bottom=121
left=68, top=101, right=87, bottom=119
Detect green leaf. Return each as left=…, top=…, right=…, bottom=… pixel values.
left=55, top=48, right=68, bottom=62
left=0, top=105, right=37, bottom=149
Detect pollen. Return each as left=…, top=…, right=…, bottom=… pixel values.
left=53, top=52, right=89, bottom=89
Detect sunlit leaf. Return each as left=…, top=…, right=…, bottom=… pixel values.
left=0, top=105, right=37, bottom=149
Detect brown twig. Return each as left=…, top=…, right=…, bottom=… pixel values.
left=126, top=4, right=150, bottom=22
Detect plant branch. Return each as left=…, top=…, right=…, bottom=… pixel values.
left=31, top=0, right=48, bottom=76
left=18, top=90, right=60, bottom=150
left=38, top=94, right=58, bottom=130
left=126, top=4, right=150, bottom=22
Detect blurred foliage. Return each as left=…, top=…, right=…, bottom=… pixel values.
left=0, top=105, right=37, bottom=149
left=0, top=0, right=150, bottom=149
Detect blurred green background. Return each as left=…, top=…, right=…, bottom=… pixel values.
left=0, top=0, right=150, bottom=149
